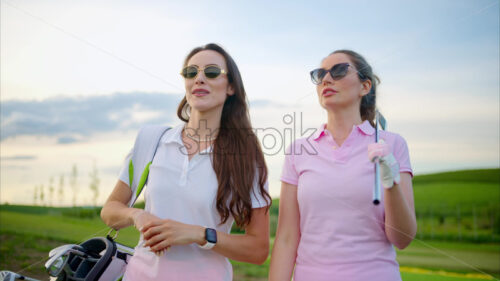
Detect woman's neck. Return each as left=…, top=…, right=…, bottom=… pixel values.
left=325, top=108, right=363, bottom=145
left=185, top=109, right=222, bottom=140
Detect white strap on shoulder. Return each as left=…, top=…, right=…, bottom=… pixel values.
left=128, top=125, right=171, bottom=207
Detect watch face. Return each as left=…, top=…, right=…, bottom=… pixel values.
left=205, top=228, right=217, bottom=243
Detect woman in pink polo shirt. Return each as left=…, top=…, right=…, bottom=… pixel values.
left=269, top=50, right=416, bottom=281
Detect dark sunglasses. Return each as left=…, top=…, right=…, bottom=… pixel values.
left=310, top=63, right=365, bottom=85
left=181, top=65, right=227, bottom=79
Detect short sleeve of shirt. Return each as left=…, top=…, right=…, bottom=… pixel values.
left=250, top=176, right=270, bottom=208
left=280, top=143, right=299, bottom=186
left=393, top=134, right=413, bottom=177
left=117, top=149, right=133, bottom=188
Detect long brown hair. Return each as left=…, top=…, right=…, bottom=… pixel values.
left=331, top=50, right=380, bottom=126
left=177, top=43, right=271, bottom=227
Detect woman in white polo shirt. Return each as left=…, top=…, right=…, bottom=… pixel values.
left=101, top=43, right=271, bottom=281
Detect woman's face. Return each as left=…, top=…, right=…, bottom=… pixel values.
left=316, top=53, right=369, bottom=111
left=184, top=50, right=234, bottom=115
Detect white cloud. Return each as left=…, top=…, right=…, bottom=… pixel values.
left=0, top=92, right=180, bottom=140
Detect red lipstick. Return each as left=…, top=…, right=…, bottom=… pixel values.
left=192, top=88, right=210, bottom=97
left=322, top=88, right=338, bottom=97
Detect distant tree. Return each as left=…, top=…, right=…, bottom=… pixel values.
left=40, top=184, right=45, bottom=206
left=33, top=185, right=38, bottom=205
left=48, top=177, right=55, bottom=206
left=70, top=164, right=78, bottom=206
left=58, top=175, right=65, bottom=205
left=89, top=161, right=100, bottom=206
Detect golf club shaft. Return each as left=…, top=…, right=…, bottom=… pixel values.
left=373, top=112, right=382, bottom=205
left=373, top=160, right=381, bottom=204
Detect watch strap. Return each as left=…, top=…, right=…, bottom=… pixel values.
left=199, top=240, right=215, bottom=250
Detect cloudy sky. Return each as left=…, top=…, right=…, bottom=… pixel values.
left=1, top=0, right=499, bottom=206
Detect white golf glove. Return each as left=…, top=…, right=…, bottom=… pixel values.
left=368, top=139, right=400, bottom=189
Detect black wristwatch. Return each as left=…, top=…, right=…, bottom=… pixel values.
left=199, top=228, right=217, bottom=250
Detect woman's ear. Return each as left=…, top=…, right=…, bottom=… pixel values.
left=360, top=79, right=372, bottom=97
left=227, top=84, right=235, bottom=96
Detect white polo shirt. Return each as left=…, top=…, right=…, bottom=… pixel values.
left=118, top=123, right=269, bottom=281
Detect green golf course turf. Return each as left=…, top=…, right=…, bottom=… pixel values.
left=1, top=168, right=498, bottom=280
left=1, top=211, right=498, bottom=280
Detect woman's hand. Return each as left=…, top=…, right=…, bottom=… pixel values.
left=131, top=210, right=169, bottom=256
left=141, top=219, right=205, bottom=253
left=132, top=210, right=162, bottom=231
left=368, top=139, right=400, bottom=188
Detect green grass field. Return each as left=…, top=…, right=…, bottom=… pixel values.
left=1, top=168, right=499, bottom=280
left=412, top=169, right=500, bottom=243
left=1, top=227, right=497, bottom=280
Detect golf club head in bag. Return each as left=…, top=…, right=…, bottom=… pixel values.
left=0, top=270, right=40, bottom=281
left=45, top=237, right=134, bottom=281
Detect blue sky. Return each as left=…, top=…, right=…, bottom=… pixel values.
left=1, top=0, right=499, bottom=205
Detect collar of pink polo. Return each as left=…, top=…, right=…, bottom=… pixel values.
left=312, top=120, right=375, bottom=141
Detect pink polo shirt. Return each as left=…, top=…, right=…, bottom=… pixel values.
left=281, top=120, right=412, bottom=281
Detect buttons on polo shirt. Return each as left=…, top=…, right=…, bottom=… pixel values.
left=330, top=143, right=353, bottom=164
